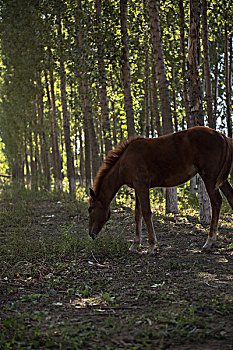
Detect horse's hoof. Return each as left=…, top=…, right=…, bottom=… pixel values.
left=202, top=244, right=213, bottom=252
left=202, top=243, right=215, bottom=252
left=129, top=243, right=139, bottom=252
left=202, top=237, right=216, bottom=252
left=147, top=245, right=158, bottom=254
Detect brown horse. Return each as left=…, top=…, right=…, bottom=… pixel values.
left=88, top=126, right=233, bottom=253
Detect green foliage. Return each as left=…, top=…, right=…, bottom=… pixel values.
left=0, top=0, right=232, bottom=188
left=0, top=137, right=9, bottom=174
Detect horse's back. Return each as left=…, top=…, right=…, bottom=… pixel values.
left=119, top=127, right=230, bottom=188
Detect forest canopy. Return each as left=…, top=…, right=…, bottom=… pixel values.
left=0, top=0, right=232, bottom=193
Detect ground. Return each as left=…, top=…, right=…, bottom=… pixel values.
left=0, top=185, right=233, bottom=349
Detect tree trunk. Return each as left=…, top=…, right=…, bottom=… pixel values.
left=36, top=71, right=50, bottom=190
left=44, top=68, right=63, bottom=191
left=84, top=122, right=91, bottom=189
left=148, top=0, right=174, bottom=135
left=171, top=65, right=178, bottom=132
left=224, top=19, right=232, bottom=138
left=120, top=0, right=135, bottom=137
left=148, top=0, right=178, bottom=214
left=179, top=0, right=191, bottom=128
left=109, top=69, right=118, bottom=146
left=229, top=35, right=232, bottom=114
left=98, top=107, right=104, bottom=162
left=201, top=0, right=213, bottom=128
left=78, top=127, right=85, bottom=187
left=24, top=140, right=30, bottom=189
left=29, top=128, right=37, bottom=190
left=150, top=87, right=154, bottom=138
left=197, top=174, right=212, bottom=223
left=76, top=0, right=100, bottom=182
left=95, top=0, right=112, bottom=155
left=151, top=62, right=162, bottom=136
left=57, top=14, right=76, bottom=195
left=188, top=0, right=211, bottom=224
left=145, top=51, right=150, bottom=137
left=187, top=0, right=204, bottom=126
left=213, top=41, right=218, bottom=129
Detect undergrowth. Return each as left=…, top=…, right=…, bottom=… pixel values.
left=0, top=182, right=233, bottom=349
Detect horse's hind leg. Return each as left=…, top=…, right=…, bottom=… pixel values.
left=220, top=180, right=233, bottom=209
left=129, top=192, right=142, bottom=252
left=202, top=185, right=222, bottom=251
left=133, top=183, right=158, bottom=254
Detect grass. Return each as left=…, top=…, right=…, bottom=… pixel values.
left=0, top=183, right=233, bottom=349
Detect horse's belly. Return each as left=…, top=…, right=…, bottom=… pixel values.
left=150, top=166, right=197, bottom=188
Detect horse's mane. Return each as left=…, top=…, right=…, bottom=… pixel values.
left=93, top=135, right=143, bottom=196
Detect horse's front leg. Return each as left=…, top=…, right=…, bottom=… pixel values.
left=134, top=183, right=158, bottom=254
left=202, top=186, right=222, bottom=251
left=129, top=192, right=142, bottom=252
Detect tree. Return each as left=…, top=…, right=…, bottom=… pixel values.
left=148, top=0, right=178, bottom=214
left=0, top=0, right=232, bottom=198
left=44, top=67, right=63, bottom=191
left=57, top=13, right=76, bottom=195
left=179, top=0, right=191, bottom=128
left=120, top=0, right=135, bottom=137
left=36, top=71, right=50, bottom=189
left=201, top=0, right=214, bottom=129
left=187, top=0, right=211, bottom=224
left=95, top=0, right=112, bottom=155
left=224, top=8, right=232, bottom=138
left=76, top=0, right=101, bottom=185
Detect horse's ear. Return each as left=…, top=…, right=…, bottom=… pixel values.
left=90, top=188, right=96, bottom=200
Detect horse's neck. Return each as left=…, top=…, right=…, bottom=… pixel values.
left=98, top=163, right=122, bottom=205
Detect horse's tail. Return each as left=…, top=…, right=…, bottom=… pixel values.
left=215, top=134, right=233, bottom=189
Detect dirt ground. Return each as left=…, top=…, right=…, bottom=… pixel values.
left=0, top=188, right=233, bottom=349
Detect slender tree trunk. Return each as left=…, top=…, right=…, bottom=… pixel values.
left=78, top=127, right=84, bottom=187
left=229, top=35, right=232, bottom=117
left=179, top=0, right=191, bottom=128
left=34, top=124, right=41, bottom=188
left=57, top=14, right=76, bottom=195
left=143, top=0, right=150, bottom=137
left=76, top=0, right=100, bottom=183
left=109, top=69, right=118, bottom=146
left=95, top=0, right=112, bottom=155
left=44, top=69, right=63, bottom=191
left=24, top=141, right=30, bottom=189
left=188, top=0, right=211, bottom=224
left=148, top=0, right=174, bottom=135
left=151, top=63, right=162, bottom=136
left=120, top=0, right=135, bottom=137
left=224, top=19, right=232, bottom=138
left=187, top=0, right=204, bottom=126
left=201, top=0, right=213, bottom=128
left=145, top=51, right=150, bottom=137
left=171, top=66, right=178, bottom=132
left=84, top=123, right=91, bottom=189
left=98, top=108, right=104, bottom=162
left=36, top=71, right=50, bottom=190
left=148, top=0, right=178, bottom=214
left=29, top=128, right=37, bottom=190
left=150, top=86, right=155, bottom=138
left=213, top=41, right=218, bottom=129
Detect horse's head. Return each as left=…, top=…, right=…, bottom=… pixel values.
left=88, top=188, right=111, bottom=239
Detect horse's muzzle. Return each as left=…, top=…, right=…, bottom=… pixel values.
left=89, top=227, right=97, bottom=240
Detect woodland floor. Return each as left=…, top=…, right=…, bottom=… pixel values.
left=0, top=184, right=233, bottom=350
